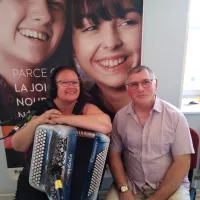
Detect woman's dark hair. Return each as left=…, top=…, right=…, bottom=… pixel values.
left=49, top=65, right=85, bottom=102
left=70, top=0, right=143, bottom=29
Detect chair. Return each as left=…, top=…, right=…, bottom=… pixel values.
left=189, top=127, right=199, bottom=200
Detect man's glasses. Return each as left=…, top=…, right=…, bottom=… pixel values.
left=126, top=79, right=154, bottom=90
left=56, top=80, right=80, bottom=87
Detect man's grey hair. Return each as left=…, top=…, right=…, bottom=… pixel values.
left=125, top=65, right=156, bottom=85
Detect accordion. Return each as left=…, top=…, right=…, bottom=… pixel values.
left=29, top=124, right=110, bottom=200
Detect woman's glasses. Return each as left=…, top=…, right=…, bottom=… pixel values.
left=126, top=79, right=154, bottom=90
left=56, top=80, right=80, bottom=87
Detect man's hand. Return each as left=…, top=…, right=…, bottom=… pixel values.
left=119, top=190, right=136, bottom=200
left=145, top=154, right=191, bottom=200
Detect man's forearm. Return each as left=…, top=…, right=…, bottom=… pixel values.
left=109, top=150, right=128, bottom=188
left=147, top=154, right=191, bottom=200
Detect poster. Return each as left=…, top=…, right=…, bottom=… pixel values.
left=0, top=0, right=143, bottom=191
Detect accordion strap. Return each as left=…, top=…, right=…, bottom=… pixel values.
left=45, top=99, right=86, bottom=116
left=72, top=99, right=88, bottom=115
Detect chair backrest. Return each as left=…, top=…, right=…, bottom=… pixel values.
left=189, top=128, right=199, bottom=200
left=190, top=127, right=199, bottom=169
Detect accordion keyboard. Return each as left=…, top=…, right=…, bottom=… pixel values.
left=88, top=149, right=108, bottom=196
left=29, top=128, right=47, bottom=188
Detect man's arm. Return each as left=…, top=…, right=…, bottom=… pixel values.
left=147, top=154, right=191, bottom=200
left=109, top=150, right=136, bottom=200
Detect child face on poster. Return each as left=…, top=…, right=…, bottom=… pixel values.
left=0, top=0, right=66, bottom=67
left=71, top=0, right=142, bottom=89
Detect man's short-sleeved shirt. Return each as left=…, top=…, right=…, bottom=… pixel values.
left=110, top=97, right=194, bottom=193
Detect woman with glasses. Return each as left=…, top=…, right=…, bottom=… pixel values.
left=11, top=65, right=112, bottom=200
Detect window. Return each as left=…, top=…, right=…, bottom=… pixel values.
left=181, top=0, right=200, bottom=113
left=183, top=0, right=200, bottom=96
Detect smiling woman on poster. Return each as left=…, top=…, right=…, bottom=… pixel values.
left=70, top=0, right=143, bottom=120
left=0, top=0, right=67, bottom=121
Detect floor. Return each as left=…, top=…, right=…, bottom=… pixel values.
left=196, top=189, right=200, bottom=199
left=0, top=192, right=106, bottom=200
left=0, top=196, right=14, bottom=200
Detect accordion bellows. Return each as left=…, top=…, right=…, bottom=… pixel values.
left=29, top=124, right=110, bottom=200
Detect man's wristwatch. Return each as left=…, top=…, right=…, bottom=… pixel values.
left=118, top=185, right=129, bottom=193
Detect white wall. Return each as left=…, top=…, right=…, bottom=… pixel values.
left=142, top=0, right=189, bottom=108
left=142, top=0, right=200, bottom=134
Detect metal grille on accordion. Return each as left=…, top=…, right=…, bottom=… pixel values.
left=29, top=124, right=110, bottom=200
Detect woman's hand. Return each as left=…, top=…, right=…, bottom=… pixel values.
left=50, top=114, right=67, bottom=125
left=36, top=109, right=62, bottom=125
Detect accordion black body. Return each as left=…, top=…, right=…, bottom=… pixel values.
left=29, top=124, right=110, bottom=200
